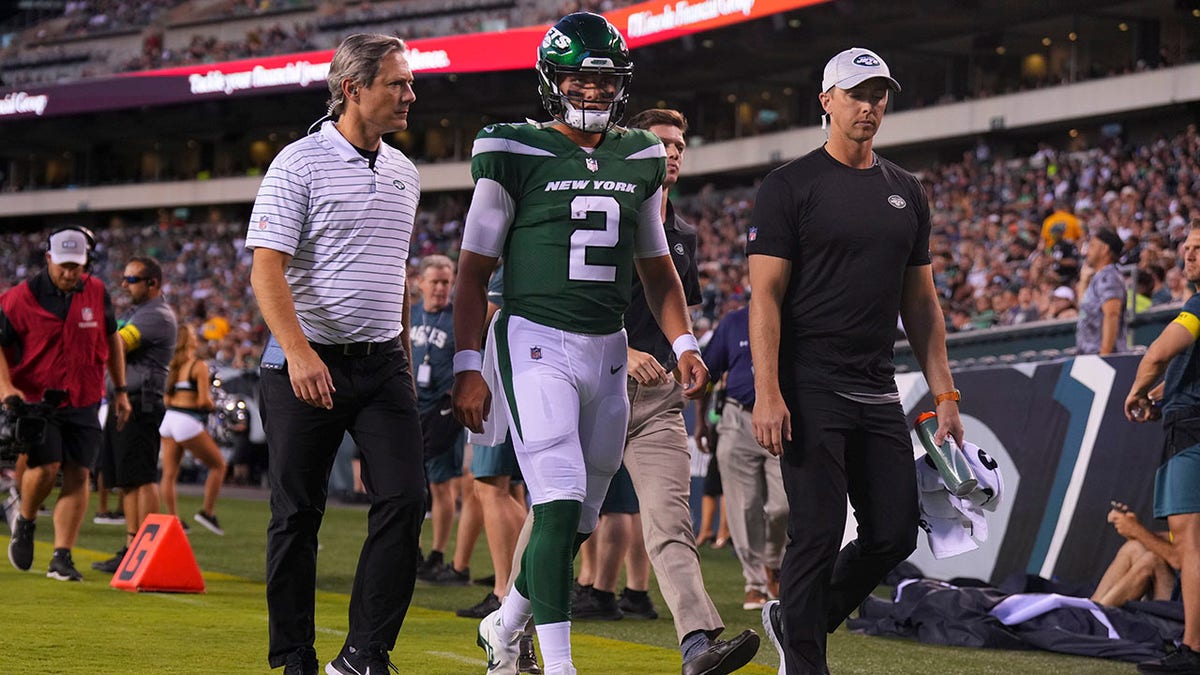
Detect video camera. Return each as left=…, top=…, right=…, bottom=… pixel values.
left=0, top=389, right=68, bottom=461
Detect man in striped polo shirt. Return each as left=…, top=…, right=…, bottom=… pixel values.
left=246, top=34, right=424, bottom=675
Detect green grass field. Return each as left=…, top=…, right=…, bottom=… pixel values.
left=0, top=489, right=1137, bottom=674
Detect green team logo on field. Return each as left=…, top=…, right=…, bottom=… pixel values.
left=471, top=122, right=666, bottom=335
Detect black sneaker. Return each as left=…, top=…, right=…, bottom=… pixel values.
left=430, top=564, right=471, bottom=586
left=326, top=643, right=398, bottom=675
left=572, top=587, right=623, bottom=621
left=282, top=647, right=318, bottom=675
left=93, top=511, right=126, bottom=526
left=457, top=592, right=501, bottom=618
left=8, top=516, right=34, bottom=571
left=762, top=600, right=786, bottom=674
left=91, top=546, right=128, bottom=574
left=47, top=551, right=83, bottom=582
left=617, top=588, right=658, bottom=620
left=518, top=633, right=542, bottom=675
left=473, top=573, right=496, bottom=587
left=416, top=552, right=444, bottom=581
left=1139, top=644, right=1200, bottom=673
left=194, top=511, right=224, bottom=535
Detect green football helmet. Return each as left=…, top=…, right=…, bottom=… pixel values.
left=537, top=12, right=633, bottom=132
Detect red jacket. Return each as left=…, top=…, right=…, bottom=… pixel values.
left=0, top=275, right=110, bottom=407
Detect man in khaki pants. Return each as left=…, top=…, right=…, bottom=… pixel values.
left=702, top=300, right=787, bottom=610
left=620, top=108, right=760, bottom=675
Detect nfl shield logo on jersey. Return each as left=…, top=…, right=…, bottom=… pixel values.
left=530, top=346, right=543, bottom=360
left=585, top=157, right=599, bottom=173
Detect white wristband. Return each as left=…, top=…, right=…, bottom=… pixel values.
left=672, top=333, right=701, bottom=361
left=453, top=350, right=483, bottom=374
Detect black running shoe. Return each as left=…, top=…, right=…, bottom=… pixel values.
left=91, top=546, right=128, bottom=574
left=1139, top=644, right=1200, bottom=673
left=457, top=592, right=501, bottom=619
left=572, top=587, right=623, bottom=621
left=326, top=643, right=398, bottom=674
left=518, top=633, right=542, bottom=675
left=617, top=588, right=658, bottom=620
left=282, top=647, right=318, bottom=675
left=47, top=551, right=83, bottom=582
left=430, top=564, right=471, bottom=586
left=8, top=515, right=34, bottom=571
left=194, top=511, right=224, bottom=535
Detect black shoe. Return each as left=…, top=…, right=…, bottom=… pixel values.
left=282, top=647, right=318, bottom=675
left=572, top=582, right=590, bottom=605
left=457, top=592, right=501, bottom=618
left=47, top=551, right=83, bottom=582
left=1139, top=644, right=1200, bottom=673
left=416, top=552, right=444, bottom=581
left=91, top=547, right=128, bottom=574
left=326, top=643, right=397, bottom=675
left=617, top=588, right=658, bottom=620
left=430, top=564, right=471, bottom=586
left=681, top=629, right=761, bottom=675
left=518, top=633, right=542, bottom=674
left=762, top=600, right=786, bottom=673
left=572, top=587, right=623, bottom=621
left=8, top=516, right=34, bottom=571
left=194, top=511, right=224, bottom=535
left=474, top=573, right=496, bottom=587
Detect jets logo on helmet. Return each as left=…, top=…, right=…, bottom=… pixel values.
left=537, top=12, right=633, bottom=133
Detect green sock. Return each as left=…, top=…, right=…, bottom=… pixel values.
left=517, top=500, right=583, bottom=625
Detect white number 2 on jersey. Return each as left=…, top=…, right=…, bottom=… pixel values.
left=568, top=195, right=620, bottom=282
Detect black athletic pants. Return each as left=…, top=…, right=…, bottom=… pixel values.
left=262, top=342, right=425, bottom=668
left=777, top=390, right=918, bottom=675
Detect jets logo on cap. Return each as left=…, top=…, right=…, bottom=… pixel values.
left=853, top=54, right=881, bottom=67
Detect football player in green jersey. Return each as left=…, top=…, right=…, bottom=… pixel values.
left=451, top=12, right=708, bottom=675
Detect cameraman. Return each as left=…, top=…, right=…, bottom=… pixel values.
left=0, top=227, right=131, bottom=581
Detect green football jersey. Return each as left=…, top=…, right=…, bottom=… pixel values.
left=471, top=122, right=667, bottom=335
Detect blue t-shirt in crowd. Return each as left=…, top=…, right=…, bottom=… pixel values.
left=702, top=305, right=755, bottom=408
left=1163, top=293, right=1200, bottom=416
left=410, top=300, right=455, bottom=414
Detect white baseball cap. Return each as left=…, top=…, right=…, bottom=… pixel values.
left=1052, top=286, right=1075, bottom=302
left=48, top=229, right=89, bottom=265
left=822, top=47, right=901, bottom=93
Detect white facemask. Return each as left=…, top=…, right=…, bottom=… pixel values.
left=561, top=99, right=612, bottom=133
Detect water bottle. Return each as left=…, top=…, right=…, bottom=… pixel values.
left=914, top=411, right=977, bottom=497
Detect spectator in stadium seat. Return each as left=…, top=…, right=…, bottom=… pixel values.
left=1, top=227, right=130, bottom=582
left=1076, top=228, right=1128, bottom=355
left=1050, top=285, right=1079, bottom=320
left=1124, top=220, right=1200, bottom=673
left=749, top=47, right=962, bottom=675
left=247, top=34, right=423, bottom=675
left=92, top=256, right=178, bottom=574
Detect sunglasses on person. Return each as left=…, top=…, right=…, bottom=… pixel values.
left=123, top=275, right=149, bottom=284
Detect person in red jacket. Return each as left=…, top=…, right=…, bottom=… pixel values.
left=0, top=227, right=131, bottom=581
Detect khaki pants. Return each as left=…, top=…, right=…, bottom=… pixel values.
left=715, top=401, right=787, bottom=593
left=622, top=377, right=724, bottom=642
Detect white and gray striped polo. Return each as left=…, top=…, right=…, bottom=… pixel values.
left=246, top=121, right=421, bottom=344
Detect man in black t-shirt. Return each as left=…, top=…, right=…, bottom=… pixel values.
left=747, top=47, right=963, bottom=675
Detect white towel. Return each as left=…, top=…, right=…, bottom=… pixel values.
left=916, top=441, right=1005, bottom=559
left=466, top=314, right=511, bottom=447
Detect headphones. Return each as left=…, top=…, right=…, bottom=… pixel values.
left=46, top=225, right=96, bottom=268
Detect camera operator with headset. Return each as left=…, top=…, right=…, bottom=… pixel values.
left=0, top=226, right=131, bottom=581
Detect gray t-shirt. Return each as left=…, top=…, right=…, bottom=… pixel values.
left=121, top=295, right=178, bottom=398
left=1076, top=264, right=1127, bottom=354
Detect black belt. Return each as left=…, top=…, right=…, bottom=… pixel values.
left=726, top=398, right=753, bottom=413
left=310, top=336, right=399, bottom=358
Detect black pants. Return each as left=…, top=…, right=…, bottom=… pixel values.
left=262, top=343, right=425, bottom=668
left=777, top=390, right=918, bottom=675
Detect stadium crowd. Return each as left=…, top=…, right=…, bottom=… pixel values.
left=2, top=122, right=1198, bottom=379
